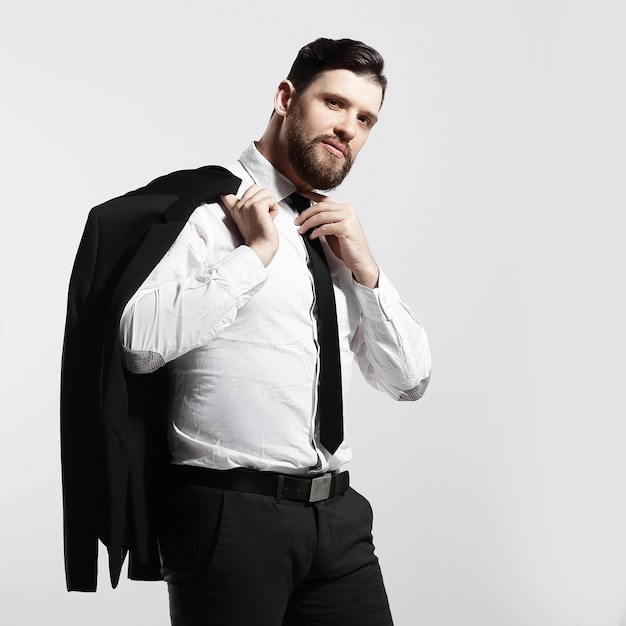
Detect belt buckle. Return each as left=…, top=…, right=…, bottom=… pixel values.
left=309, top=474, right=332, bottom=502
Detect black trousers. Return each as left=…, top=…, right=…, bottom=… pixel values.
left=157, top=477, right=394, bottom=626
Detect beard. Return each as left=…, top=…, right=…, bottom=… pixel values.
left=285, top=103, right=354, bottom=191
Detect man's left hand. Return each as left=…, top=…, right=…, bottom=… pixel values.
left=295, top=191, right=379, bottom=288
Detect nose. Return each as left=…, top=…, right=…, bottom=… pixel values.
left=334, top=113, right=357, bottom=142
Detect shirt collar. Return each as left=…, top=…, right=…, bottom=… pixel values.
left=237, top=142, right=297, bottom=204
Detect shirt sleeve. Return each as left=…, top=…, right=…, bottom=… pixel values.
left=350, top=269, right=432, bottom=401
left=119, top=208, right=267, bottom=374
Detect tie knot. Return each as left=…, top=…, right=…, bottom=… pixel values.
left=287, top=192, right=310, bottom=214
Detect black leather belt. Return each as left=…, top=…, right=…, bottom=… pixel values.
left=170, top=464, right=349, bottom=503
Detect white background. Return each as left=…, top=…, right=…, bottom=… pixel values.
left=1, top=1, right=625, bottom=624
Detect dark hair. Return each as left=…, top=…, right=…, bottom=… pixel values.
left=286, top=38, right=387, bottom=103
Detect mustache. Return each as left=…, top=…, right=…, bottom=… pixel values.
left=312, top=135, right=352, bottom=160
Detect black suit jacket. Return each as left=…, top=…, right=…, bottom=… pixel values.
left=61, top=166, right=241, bottom=591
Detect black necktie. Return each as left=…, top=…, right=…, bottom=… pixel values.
left=288, top=193, right=344, bottom=453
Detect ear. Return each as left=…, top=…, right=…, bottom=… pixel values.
left=274, top=80, right=295, bottom=118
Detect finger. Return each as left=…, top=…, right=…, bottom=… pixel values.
left=226, top=186, right=276, bottom=218
left=300, top=219, right=344, bottom=241
left=307, top=224, right=349, bottom=243
left=294, top=198, right=348, bottom=223
left=220, top=185, right=264, bottom=212
left=294, top=203, right=330, bottom=224
left=297, top=209, right=345, bottom=232
left=237, top=184, right=264, bottom=205
left=242, top=188, right=279, bottom=212
left=220, top=194, right=238, bottom=210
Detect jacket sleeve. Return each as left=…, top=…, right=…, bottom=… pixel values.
left=60, top=207, right=101, bottom=592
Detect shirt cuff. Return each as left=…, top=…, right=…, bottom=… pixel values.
left=208, top=244, right=268, bottom=296
left=352, top=268, right=397, bottom=321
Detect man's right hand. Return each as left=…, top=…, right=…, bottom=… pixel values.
left=221, top=185, right=279, bottom=267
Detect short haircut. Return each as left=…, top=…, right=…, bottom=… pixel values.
left=286, top=38, right=387, bottom=103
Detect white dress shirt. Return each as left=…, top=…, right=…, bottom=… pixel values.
left=119, top=143, right=431, bottom=476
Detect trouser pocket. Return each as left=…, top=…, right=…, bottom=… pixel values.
left=157, top=482, right=225, bottom=585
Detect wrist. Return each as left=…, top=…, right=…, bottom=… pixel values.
left=248, top=241, right=277, bottom=267
left=352, top=260, right=379, bottom=288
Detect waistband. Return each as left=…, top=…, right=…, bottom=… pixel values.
left=169, top=464, right=349, bottom=503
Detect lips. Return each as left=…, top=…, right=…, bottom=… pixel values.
left=320, top=138, right=347, bottom=158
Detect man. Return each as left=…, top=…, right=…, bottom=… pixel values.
left=62, top=38, right=431, bottom=625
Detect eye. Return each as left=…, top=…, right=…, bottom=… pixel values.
left=326, top=99, right=341, bottom=109
left=358, top=116, right=372, bottom=128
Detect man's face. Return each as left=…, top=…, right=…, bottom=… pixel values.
left=283, top=69, right=383, bottom=190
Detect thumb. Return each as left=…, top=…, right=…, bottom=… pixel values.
left=220, top=194, right=238, bottom=211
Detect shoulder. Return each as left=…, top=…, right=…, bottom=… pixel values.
left=129, top=165, right=240, bottom=197
left=87, top=165, right=241, bottom=228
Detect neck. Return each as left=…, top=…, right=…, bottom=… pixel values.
left=256, top=125, right=310, bottom=192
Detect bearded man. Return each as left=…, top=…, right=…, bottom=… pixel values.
left=62, top=37, right=431, bottom=626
